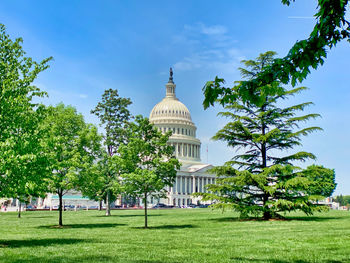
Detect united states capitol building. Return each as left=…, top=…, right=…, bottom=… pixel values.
left=148, top=69, right=215, bottom=207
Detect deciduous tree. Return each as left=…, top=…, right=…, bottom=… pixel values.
left=203, top=1, right=350, bottom=108
left=0, top=24, right=52, bottom=216
left=121, top=116, right=180, bottom=228
left=44, top=103, right=101, bottom=226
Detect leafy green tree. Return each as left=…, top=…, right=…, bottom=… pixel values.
left=77, top=152, right=122, bottom=211
left=334, top=195, right=350, bottom=206
left=121, top=116, right=180, bottom=228
left=91, top=89, right=132, bottom=216
left=0, top=24, right=52, bottom=216
left=197, top=52, right=336, bottom=219
left=203, top=1, right=350, bottom=108
left=44, top=103, right=101, bottom=226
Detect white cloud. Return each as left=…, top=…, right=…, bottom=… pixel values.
left=201, top=24, right=228, bottom=35
left=172, top=23, right=243, bottom=78
left=79, top=94, right=88, bottom=99
left=184, top=23, right=228, bottom=36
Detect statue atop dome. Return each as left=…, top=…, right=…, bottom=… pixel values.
left=168, top=67, right=174, bottom=84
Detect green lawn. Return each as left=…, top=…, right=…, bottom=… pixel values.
left=0, top=209, right=349, bottom=263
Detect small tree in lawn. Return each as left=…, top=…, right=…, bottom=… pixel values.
left=77, top=152, right=122, bottom=211
left=44, top=103, right=102, bottom=226
left=197, top=51, right=336, bottom=219
left=91, top=89, right=132, bottom=216
left=121, top=116, right=180, bottom=228
left=0, top=24, right=52, bottom=217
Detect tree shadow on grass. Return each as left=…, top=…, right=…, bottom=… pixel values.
left=0, top=238, right=90, bottom=248
left=230, top=257, right=343, bottom=263
left=94, top=214, right=162, bottom=218
left=24, top=216, right=54, bottom=219
left=285, top=216, right=345, bottom=221
left=210, top=215, right=345, bottom=223
left=132, top=224, right=196, bottom=230
left=37, top=223, right=126, bottom=229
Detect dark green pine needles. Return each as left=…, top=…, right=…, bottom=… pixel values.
left=197, top=51, right=336, bottom=219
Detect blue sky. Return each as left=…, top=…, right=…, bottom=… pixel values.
left=1, top=1, right=349, bottom=194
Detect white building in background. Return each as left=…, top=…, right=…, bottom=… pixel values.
left=148, top=68, right=215, bottom=207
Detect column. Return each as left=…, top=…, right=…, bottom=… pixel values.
left=202, top=178, right=205, bottom=192
left=179, top=176, right=182, bottom=195
left=184, top=176, right=187, bottom=195
left=192, top=176, right=196, bottom=193
left=175, top=177, right=178, bottom=194
left=189, top=177, right=192, bottom=194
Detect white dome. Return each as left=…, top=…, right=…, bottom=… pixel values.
left=149, top=68, right=201, bottom=163
left=149, top=97, right=192, bottom=123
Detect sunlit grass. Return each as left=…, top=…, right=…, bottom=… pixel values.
left=0, top=209, right=349, bottom=262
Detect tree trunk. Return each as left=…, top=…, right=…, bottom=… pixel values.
left=261, top=107, right=270, bottom=220
left=58, top=189, right=63, bottom=226
left=144, top=192, right=148, bottom=228
left=98, top=200, right=102, bottom=211
left=263, top=211, right=272, bottom=220
left=105, top=191, right=111, bottom=216
left=18, top=202, right=21, bottom=218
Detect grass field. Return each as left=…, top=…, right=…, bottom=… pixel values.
left=0, top=209, right=349, bottom=263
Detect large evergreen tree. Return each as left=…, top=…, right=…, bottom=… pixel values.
left=198, top=52, right=336, bottom=219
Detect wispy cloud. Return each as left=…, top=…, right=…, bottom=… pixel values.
left=79, top=94, right=88, bottom=99
left=172, top=23, right=244, bottom=77
left=184, top=23, right=228, bottom=36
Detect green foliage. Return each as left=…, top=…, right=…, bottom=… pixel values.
left=121, top=115, right=180, bottom=227
left=334, top=194, right=350, bottom=206
left=90, top=89, right=133, bottom=215
left=203, top=1, right=350, bottom=108
left=43, top=103, right=102, bottom=225
left=198, top=52, right=336, bottom=219
left=91, top=88, right=132, bottom=155
left=0, top=24, right=52, bottom=199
